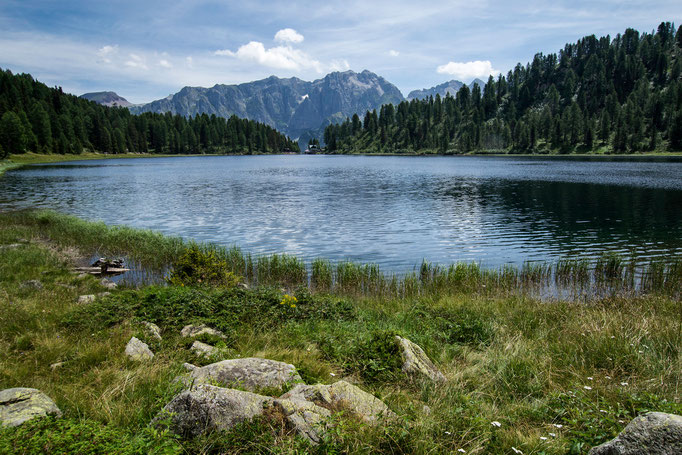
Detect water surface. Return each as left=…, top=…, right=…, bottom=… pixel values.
left=1, top=155, right=681, bottom=271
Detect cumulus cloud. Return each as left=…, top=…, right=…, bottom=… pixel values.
left=274, top=28, right=304, bottom=44
left=388, top=49, right=400, bottom=57
left=436, top=60, right=499, bottom=80
left=97, top=45, right=118, bottom=63
left=215, top=40, right=324, bottom=72
left=124, top=53, right=148, bottom=69
left=159, top=59, right=172, bottom=68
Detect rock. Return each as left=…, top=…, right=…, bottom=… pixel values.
left=281, top=380, right=395, bottom=424
left=182, top=362, right=198, bottom=372
left=396, top=336, right=446, bottom=382
left=588, top=412, right=682, bottom=455
left=0, top=388, right=62, bottom=427
left=153, top=384, right=272, bottom=437
left=20, top=280, right=43, bottom=290
left=77, top=294, right=95, bottom=304
left=187, top=358, right=301, bottom=391
left=97, top=292, right=111, bottom=298
left=49, top=362, right=64, bottom=371
left=273, top=397, right=331, bottom=444
left=180, top=323, right=226, bottom=339
left=125, top=337, right=154, bottom=361
left=76, top=273, right=89, bottom=279
left=191, top=341, right=217, bottom=358
left=100, top=278, right=117, bottom=290
left=0, top=243, right=23, bottom=250
left=142, top=321, right=162, bottom=341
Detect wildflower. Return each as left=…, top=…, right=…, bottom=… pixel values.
left=553, top=424, right=563, bottom=429
left=583, top=386, right=592, bottom=390
left=600, top=409, right=607, bottom=413
left=618, top=420, right=625, bottom=424
left=605, top=375, right=612, bottom=379
left=511, top=447, right=523, bottom=454
left=587, top=377, right=593, bottom=380
left=330, top=372, right=336, bottom=376
left=444, top=431, right=451, bottom=435
left=458, top=450, right=466, bottom=453
left=620, top=382, right=628, bottom=386
left=540, top=436, right=548, bottom=441
left=549, top=432, right=557, bottom=437
left=610, top=335, right=616, bottom=339
left=491, top=421, right=502, bottom=427
left=290, top=304, right=296, bottom=308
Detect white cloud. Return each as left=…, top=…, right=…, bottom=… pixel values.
left=124, top=53, right=148, bottom=70
left=97, top=45, right=118, bottom=63
left=436, top=60, right=499, bottom=81
left=159, top=59, right=172, bottom=68
left=215, top=41, right=323, bottom=72
left=388, top=49, right=400, bottom=57
left=274, top=28, right=304, bottom=44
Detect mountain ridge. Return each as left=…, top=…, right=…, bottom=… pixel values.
left=79, top=91, right=134, bottom=108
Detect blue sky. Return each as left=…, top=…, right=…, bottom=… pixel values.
left=0, top=1, right=680, bottom=103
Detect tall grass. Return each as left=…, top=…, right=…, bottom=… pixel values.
left=2, top=210, right=680, bottom=300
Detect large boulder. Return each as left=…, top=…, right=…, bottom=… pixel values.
left=395, top=336, right=445, bottom=382
left=191, top=340, right=217, bottom=358
left=187, top=358, right=301, bottom=391
left=273, top=397, right=331, bottom=444
left=125, top=337, right=154, bottom=361
left=153, top=384, right=272, bottom=437
left=281, top=380, right=395, bottom=424
left=180, top=324, right=226, bottom=339
left=588, top=412, right=682, bottom=455
left=0, top=388, right=62, bottom=427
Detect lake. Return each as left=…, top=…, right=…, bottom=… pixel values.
left=1, top=155, right=681, bottom=272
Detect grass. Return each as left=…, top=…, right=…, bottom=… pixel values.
left=0, top=212, right=680, bottom=453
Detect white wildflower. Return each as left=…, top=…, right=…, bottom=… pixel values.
left=444, top=431, right=451, bottom=435
left=620, top=382, right=628, bottom=386
left=549, top=432, right=557, bottom=437
left=491, top=421, right=502, bottom=427
left=329, top=373, right=336, bottom=376
left=584, top=386, right=592, bottom=390
left=511, top=447, right=523, bottom=454
left=458, top=449, right=466, bottom=453
left=600, top=409, right=607, bottom=413
left=553, top=424, right=563, bottom=429
left=540, top=436, right=548, bottom=440
left=587, top=377, right=593, bottom=380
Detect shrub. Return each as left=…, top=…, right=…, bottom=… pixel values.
left=167, top=244, right=241, bottom=288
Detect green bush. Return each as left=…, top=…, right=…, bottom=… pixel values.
left=168, top=245, right=241, bottom=288
left=350, top=330, right=403, bottom=383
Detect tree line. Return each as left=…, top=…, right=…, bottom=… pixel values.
left=325, top=22, right=682, bottom=154
left=0, top=69, right=299, bottom=159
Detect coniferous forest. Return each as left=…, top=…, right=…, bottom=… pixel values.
left=325, top=23, right=682, bottom=154
left=0, top=69, right=299, bottom=159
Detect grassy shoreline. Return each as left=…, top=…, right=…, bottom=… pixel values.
left=0, top=211, right=680, bottom=454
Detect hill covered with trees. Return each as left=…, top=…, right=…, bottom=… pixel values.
left=0, top=69, right=299, bottom=159
left=325, top=22, right=682, bottom=154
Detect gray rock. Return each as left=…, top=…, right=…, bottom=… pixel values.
left=396, top=336, right=446, bottom=382
left=153, top=384, right=272, bottom=437
left=180, top=324, right=226, bottom=339
left=97, top=292, right=111, bottom=298
left=0, top=388, right=62, bottom=427
left=191, top=340, right=217, bottom=358
left=77, top=294, right=96, bottom=304
left=142, top=321, right=162, bottom=341
left=273, top=397, right=331, bottom=444
left=0, top=243, right=23, bottom=250
left=100, top=278, right=117, bottom=290
left=20, top=280, right=43, bottom=290
left=188, top=358, right=301, bottom=391
left=125, top=337, right=154, bottom=361
left=588, top=412, right=682, bottom=455
left=182, top=362, right=198, bottom=372
left=281, top=380, right=395, bottom=424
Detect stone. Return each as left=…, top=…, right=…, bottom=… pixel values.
left=20, top=280, right=43, bottom=290
left=182, top=362, right=198, bottom=372
left=191, top=341, right=217, bottom=358
left=77, top=294, right=96, bottom=304
left=0, top=388, right=62, bottom=427
left=153, top=384, right=272, bottom=437
left=273, top=397, right=331, bottom=444
left=142, top=321, right=162, bottom=341
left=100, top=278, right=117, bottom=290
left=97, top=292, right=111, bottom=298
left=180, top=323, right=226, bottom=339
left=281, top=380, right=395, bottom=424
left=588, top=412, right=682, bottom=455
left=125, top=337, right=154, bottom=361
left=187, top=358, right=301, bottom=391
left=49, top=362, right=64, bottom=371
left=0, top=243, right=22, bottom=250
left=396, top=336, right=446, bottom=382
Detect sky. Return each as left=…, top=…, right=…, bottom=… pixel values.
left=0, top=1, right=680, bottom=104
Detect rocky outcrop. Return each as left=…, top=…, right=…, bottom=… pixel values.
left=153, top=384, right=272, bottom=437
left=281, top=380, right=395, bottom=424
left=142, top=322, right=162, bottom=341
left=273, top=397, right=331, bottom=444
left=191, top=341, right=217, bottom=358
left=0, top=388, right=61, bottom=427
left=77, top=294, right=95, bottom=304
left=20, top=280, right=43, bottom=290
left=395, top=336, right=445, bottom=382
left=180, top=324, right=226, bottom=339
left=125, top=337, right=154, bottom=361
left=100, top=278, right=117, bottom=290
left=588, top=412, right=682, bottom=454
left=187, top=358, right=301, bottom=391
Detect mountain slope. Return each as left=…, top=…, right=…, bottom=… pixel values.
left=130, top=70, right=404, bottom=139
left=407, top=79, right=488, bottom=101
left=80, top=91, right=133, bottom=107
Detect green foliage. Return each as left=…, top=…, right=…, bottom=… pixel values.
left=0, top=417, right=182, bottom=455
left=325, top=22, right=682, bottom=155
left=349, top=330, right=403, bottom=383
left=168, top=244, right=241, bottom=288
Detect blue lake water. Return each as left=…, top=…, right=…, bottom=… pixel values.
left=1, top=155, right=681, bottom=271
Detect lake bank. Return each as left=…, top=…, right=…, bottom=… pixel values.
left=0, top=211, right=680, bottom=454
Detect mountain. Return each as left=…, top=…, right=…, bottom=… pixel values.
left=130, top=70, right=404, bottom=140
left=80, top=91, right=133, bottom=107
left=407, top=78, right=487, bottom=101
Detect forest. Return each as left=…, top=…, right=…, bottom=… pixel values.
left=325, top=22, right=682, bottom=154
left=0, top=69, right=299, bottom=159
